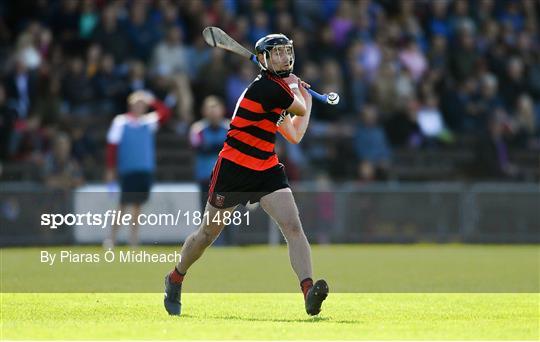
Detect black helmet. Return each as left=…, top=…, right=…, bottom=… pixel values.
left=254, top=33, right=294, bottom=77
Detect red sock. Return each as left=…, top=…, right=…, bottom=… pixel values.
left=169, top=268, right=185, bottom=284
left=300, top=278, right=313, bottom=300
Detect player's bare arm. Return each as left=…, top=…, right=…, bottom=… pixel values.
left=282, top=73, right=308, bottom=117
left=279, top=113, right=310, bottom=144
left=279, top=79, right=312, bottom=144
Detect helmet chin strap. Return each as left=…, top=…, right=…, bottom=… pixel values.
left=273, top=63, right=292, bottom=77
left=263, top=53, right=269, bottom=71
left=276, top=69, right=292, bottom=77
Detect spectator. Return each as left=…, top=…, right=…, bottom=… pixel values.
left=153, top=1, right=184, bottom=36
left=92, top=5, right=131, bottom=64
left=416, top=93, right=453, bottom=144
left=124, top=3, right=161, bottom=62
left=313, top=59, right=346, bottom=120
left=527, top=54, right=540, bottom=100
left=449, top=29, right=477, bottom=82
left=385, top=98, right=423, bottom=148
left=449, top=0, right=476, bottom=36
left=330, top=1, right=355, bottom=49
left=14, top=31, right=41, bottom=70
left=429, top=0, right=451, bottom=38
left=248, top=11, right=270, bottom=44
left=5, top=57, right=37, bottom=119
left=275, top=11, right=294, bottom=38
left=151, top=26, right=190, bottom=77
left=474, top=112, right=520, bottom=180
left=0, top=84, right=17, bottom=161
left=441, top=77, right=478, bottom=133
left=354, top=105, right=391, bottom=180
left=349, top=38, right=381, bottom=84
left=395, top=67, right=416, bottom=107
left=187, top=35, right=211, bottom=80
left=399, top=39, right=427, bottom=82
left=79, top=0, right=98, bottom=39
left=511, top=94, right=539, bottom=149
left=104, top=90, right=171, bottom=248
left=227, top=16, right=249, bottom=45
left=70, top=125, right=96, bottom=175
left=225, top=60, right=256, bottom=114
left=499, top=0, right=525, bottom=32
left=168, top=71, right=195, bottom=133
left=372, top=59, right=400, bottom=118
left=11, top=114, right=49, bottom=163
left=49, top=0, right=81, bottom=53
left=34, top=76, right=64, bottom=126
left=189, top=95, right=228, bottom=209
left=427, top=34, right=448, bottom=71
left=347, top=49, right=368, bottom=114
left=36, top=27, right=54, bottom=62
left=196, top=48, right=229, bottom=104
left=500, top=57, right=528, bottom=110
left=94, top=53, right=127, bottom=115
left=473, top=0, right=495, bottom=27
left=61, top=57, right=95, bottom=117
left=42, top=132, right=84, bottom=191
left=85, top=43, right=101, bottom=78
left=469, top=73, right=504, bottom=131
left=312, top=25, right=340, bottom=62
left=125, top=60, right=148, bottom=99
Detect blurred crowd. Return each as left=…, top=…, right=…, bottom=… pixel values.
left=0, top=0, right=539, bottom=187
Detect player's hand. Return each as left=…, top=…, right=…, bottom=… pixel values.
left=300, top=80, right=311, bottom=89
left=285, top=74, right=311, bottom=93
left=131, top=90, right=155, bottom=104
left=298, top=78, right=311, bottom=97
left=141, top=91, right=155, bottom=104
left=105, top=169, right=119, bottom=196
left=283, top=73, right=299, bottom=85
left=107, top=181, right=119, bottom=195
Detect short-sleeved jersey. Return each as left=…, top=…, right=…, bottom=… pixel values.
left=219, top=71, right=294, bottom=170
left=107, top=113, right=159, bottom=175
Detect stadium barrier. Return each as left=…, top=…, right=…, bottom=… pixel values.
left=0, top=182, right=538, bottom=246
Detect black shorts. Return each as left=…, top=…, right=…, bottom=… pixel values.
left=208, top=157, right=289, bottom=208
left=119, top=171, right=153, bottom=205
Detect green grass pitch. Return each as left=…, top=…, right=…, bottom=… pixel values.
left=1, top=245, right=539, bottom=340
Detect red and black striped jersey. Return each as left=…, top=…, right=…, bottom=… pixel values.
left=219, top=71, right=294, bottom=170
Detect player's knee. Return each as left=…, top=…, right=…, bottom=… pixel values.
left=200, top=231, right=215, bottom=246
left=198, top=225, right=220, bottom=246
left=281, top=220, right=304, bottom=239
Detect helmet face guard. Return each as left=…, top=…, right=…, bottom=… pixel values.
left=255, top=34, right=295, bottom=77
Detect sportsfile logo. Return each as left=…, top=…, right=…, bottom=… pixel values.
left=41, top=210, right=144, bottom=229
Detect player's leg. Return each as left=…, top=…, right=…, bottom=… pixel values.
left=129, top=204, right=141, bottom=247
left=176, top=202, right=236, bottom=273
left=260, top=187, right=328, bottom=315
left=103, top=203, right=125, bottom=249
left=260, top=188, right=312, bottom=281
left=164, top=201, right=236, bottom=315
left=129, top=172, right=152, bottom=247
left=164, top=157, right=245, bottom=315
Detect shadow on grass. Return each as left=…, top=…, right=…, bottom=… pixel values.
left=178, top=314, right=358, bottom=324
